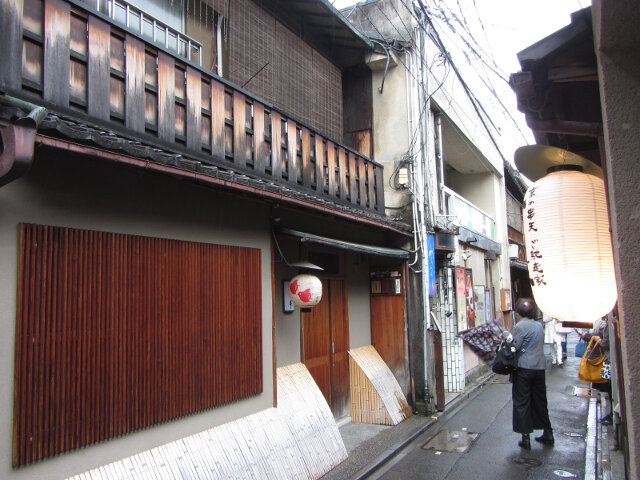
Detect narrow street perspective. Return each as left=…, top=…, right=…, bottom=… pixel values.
left=0, top=0, right=637, bottom=479
left=323, top=333, right=623, bottom=479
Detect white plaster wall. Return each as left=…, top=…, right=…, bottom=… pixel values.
left=274, top=238, right=302, bottom=367
left=371, top=62, right=412, bottom=211
left=493, top=174, right=513, bottom=316
left=346, top=255, right=372, bottom=349
left=463, top=343, right=482, bottom=373
left=0, top=152, right=274, bottom=479
left=429, top=67, right=502, bottom=175
left=447, top=172, right=497, bottom=218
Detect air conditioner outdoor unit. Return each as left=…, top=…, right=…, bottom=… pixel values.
left=508, top=243, right=519, bottom=259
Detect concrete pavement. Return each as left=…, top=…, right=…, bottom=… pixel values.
left=322, top=334, right=624, bottom=479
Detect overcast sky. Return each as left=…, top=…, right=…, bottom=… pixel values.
left=332, top=0, right=586, bottom=72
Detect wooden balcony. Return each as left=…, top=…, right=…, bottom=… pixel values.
left=0, top=0, right=384, bottom=215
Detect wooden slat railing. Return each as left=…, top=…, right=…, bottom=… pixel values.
left=0, top=0, right=385, bottom=214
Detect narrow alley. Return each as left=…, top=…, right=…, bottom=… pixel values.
left=323, top=333, right=623, bottom=479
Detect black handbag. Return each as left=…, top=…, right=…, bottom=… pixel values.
left=492, top=322, right=540, bottom=375
left=492, top=340, right=518, bottom=374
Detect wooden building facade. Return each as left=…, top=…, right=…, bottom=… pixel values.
left=0, top=0, right=413, bottom=477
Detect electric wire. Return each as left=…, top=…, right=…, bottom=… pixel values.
left=351, top=2, right=449, bottom=161
left=421, top=0, right=531, bottom=143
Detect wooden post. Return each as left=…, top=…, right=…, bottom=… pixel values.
left=185, top=66, right=202, bottom=151
left=44, top=0, right=70, bottom=106
left=0, top=0, right=23, bottom=91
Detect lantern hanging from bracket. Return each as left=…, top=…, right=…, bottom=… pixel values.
left=522, top=163, right=617, bottom=322
left=288, top=273, right=323, bottom=308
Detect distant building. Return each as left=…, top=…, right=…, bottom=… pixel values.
left=345, top=0, right=512, bottom=408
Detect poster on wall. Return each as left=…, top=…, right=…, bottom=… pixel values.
left=485, top=290, right=493, bottom=323
left=455, top=267, right=468, bottom=332
left=427, top=235, right=437, bottom=296
left=465, top=269, right=477, bottom=328
left=474, top=286, right=486, bottom=325
left=501, top=288, right=512, bottom=312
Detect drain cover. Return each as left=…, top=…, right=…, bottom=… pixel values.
left=422, top=430, right=479, bottom=453
left=514, top=457, right=542, bottom=468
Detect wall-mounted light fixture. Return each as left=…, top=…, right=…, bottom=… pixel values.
left=288, top=261, right=323, bottom=312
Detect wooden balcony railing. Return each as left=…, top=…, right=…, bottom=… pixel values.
left=1, top=0, right=384, bottom=214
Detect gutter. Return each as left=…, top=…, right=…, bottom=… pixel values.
left=0, top=96, right=47, bottom=187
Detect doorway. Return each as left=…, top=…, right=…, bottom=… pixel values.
left=301, top=278, right=350, bottom=418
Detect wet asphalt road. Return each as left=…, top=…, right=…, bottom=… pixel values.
left=368, top=342, right=589, bottom=480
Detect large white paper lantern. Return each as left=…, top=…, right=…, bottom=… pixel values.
left=288, top=274, right=322, bottom=307
left=523, top=166, right=617, bottom=322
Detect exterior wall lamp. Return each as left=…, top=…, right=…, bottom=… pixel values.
left=288, top=261, right=323, bottom=311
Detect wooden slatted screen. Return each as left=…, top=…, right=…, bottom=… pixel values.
left=13, top=223, right=263, bottom=466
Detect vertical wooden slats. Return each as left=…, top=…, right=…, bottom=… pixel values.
left=22, top=36, right=43, bottom=89
left=326, top=141, right=336, bottom=197
left=109, top=33, right=125, bottom=118
left=22, top=0, right=42, bottom=37
left=201, top=79, right=212, bottom=150
left=144, top=51, right=158, bottom=129
left=286, top=121, right=298, bottom=184
left=348, top=152, right=358, bottom=204
left=87, top=15, right=110, bottom=120
left=233, top=91, right=247, bottom=168
left=69, top=13, right=86, bottom=56
left=125, top=34, right=145, bottom=132
left=337, top=147, right=348, bottom=201
left=301, top=128, right=312, bottom=188
left=253, top=102, right=266, bottom=174
left=174, top=67, right=186, bottom=140
left=185, top=66, right=202, bottom=150
left=271, top=111, right=282, bottom=180
left=13, top=224, right=263, bottom=467
left=358, top=159, right=367, bottom=208
left=348, top=346, right=412, bottom=426
left=157, top=51, right=175, bottom=142
left=0, top=0, right=23, bottom=90
left=5, top=0, right=386, bottom=213
left=315, top=136, right=324, bottom=194
left=374, top=166, right=384, bottom=211
left=43, top=0, right=70, bottom=106
left=367, top=163, right=376, bottom=210
left=69, top=59, right=87, bottom=105
left=20, top=0, right=43, bottom=90
left=69, top=13, right=88, bottom=105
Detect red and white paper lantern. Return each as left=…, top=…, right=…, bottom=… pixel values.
left=288, top=274, right=322, bottom=308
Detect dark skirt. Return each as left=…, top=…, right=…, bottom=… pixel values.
left=512, top=368, right=552, bottom=434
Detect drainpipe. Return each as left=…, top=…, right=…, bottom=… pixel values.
left=0, top=96, right=47, bottom=187
left=413, top=22, right=433, bottom=411
left=435, top=114, right=445, bottom=215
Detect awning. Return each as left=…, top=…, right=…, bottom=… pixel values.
left=276, top=227, right=410, bottom=259
left=510, top=260, right=529, bottom=271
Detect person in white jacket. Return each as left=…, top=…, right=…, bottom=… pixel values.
left=543, top=314, right=563, bottom=366
left=555, top=321, right=572, bottom=362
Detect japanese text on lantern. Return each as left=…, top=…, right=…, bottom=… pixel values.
left=526, top=187, right=546, bottom=286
